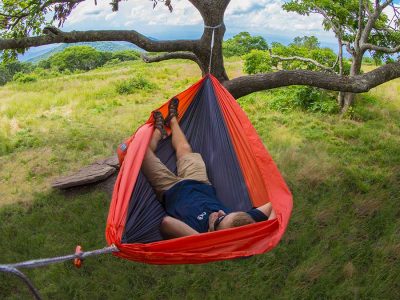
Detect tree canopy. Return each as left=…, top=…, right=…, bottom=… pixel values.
left=223, top=32, right=268, bottom=57
left=284, top=0, right=400, bottom=64
left=291, top=35, right=320, bottom=50
left=243, top=36, right=351, bottom=76
left=283, top=0, right=400, bottom=110
left=0, top=0, right=399, bottom=103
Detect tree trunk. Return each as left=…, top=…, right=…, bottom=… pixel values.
left=341, top=93, right=355, bottom=113
left=191, top=0, right=229, bottom=82
left=340, top=54, right=363, bottom=114
left=337, top=38, right=345, bottom=108
left=195, top=25, right=228, bottom=81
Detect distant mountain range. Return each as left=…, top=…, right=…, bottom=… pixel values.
left=20, top=41, right=144, bottom=63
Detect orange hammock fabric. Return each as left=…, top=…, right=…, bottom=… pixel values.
left=106, top=75, right=292, bottom=264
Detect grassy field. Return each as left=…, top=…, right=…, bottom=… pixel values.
left=0, top=58, right=399, bottom=299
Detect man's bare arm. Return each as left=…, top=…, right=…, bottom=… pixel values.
left=160, top=216, right=199, bottom=239
left=256, top=203, right=276, bottom=220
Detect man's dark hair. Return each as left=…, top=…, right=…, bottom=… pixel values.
left=230, top=212, right=255, bottom=228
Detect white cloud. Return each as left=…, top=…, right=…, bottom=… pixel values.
left=225, top=0, right=333, bottom=40
left=64, top=0, right=201, bottom=28
left=62, top=0, right=336, bottom=45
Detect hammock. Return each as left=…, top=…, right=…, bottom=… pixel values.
left=106, top=74, right=292, bottom=265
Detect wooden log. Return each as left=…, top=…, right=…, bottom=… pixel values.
left=52, top=155, right=120, bottom=189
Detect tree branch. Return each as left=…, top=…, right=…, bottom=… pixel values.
left=380, top=0, right=394, bottom=11
left=344, top=41, right=356, bottom=56
left=362, top=43, right=400, bottom=53
left=223, top=62, right=400, bottom=99
left=141, top=52, right=202, bottom=68
left=355, top=0, right=364, bottom=51
left=360, top=0, right=393, bottom=46
left=364, top=0, right=372, bottom=16
left=270, top=54, right=336, bottom=73
left=0, top=28, right=199, bottom=53
left=312, top=6, right=341, bottom=36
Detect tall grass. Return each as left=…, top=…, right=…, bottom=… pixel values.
left=0, top=59, right=399, bottom=299
left=0, top=60, right=201, bottom=206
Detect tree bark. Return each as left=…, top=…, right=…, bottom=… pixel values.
left=190, top=0, right=230, bottom=81
left=341, top=53, right=364, bottom=113
left=141, top=52, right=202, bottom=69
left=337, top=38, right=345, bottom=108
left=223, top=61, right=400, bottom=99
left=0, top=29, right=198, bottom=53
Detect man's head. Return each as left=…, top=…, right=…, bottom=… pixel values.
left=209, top=210, right=255, bottom=232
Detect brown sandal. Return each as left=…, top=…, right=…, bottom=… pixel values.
left=153, top=111, right=167, bottom=139
left=164, top=97, right=179, bottom=127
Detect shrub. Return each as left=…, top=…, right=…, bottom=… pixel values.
left=62, top=69, right=72, bottom=75
left=223, top=32, right=268, bottom=57
left=362, top=57, right=374, bottom=65
left=0, top=65, right=12, bottom=85
left=37, top=59, right=51, bottom=69
left=14, top=128, right=41, bottom=150
left=0, top=61, right=34, bottom=85
left=31, top=67, right=61, bottom=79
left=40, top=47, right=139, bottom=72
left=267, top=86, right=338, bottom=113
left=0, top=132, right=13, bottom=156
left=112, top=50, right=140, bottom=62
left=116, top=76, right=156, bottom=95
left=47, top=46, right=108, bottom=72
left=104, top=58, right=122, bottom=67
left=243, top=50, right=272, bottom=74
left=13, top=72, right=38, bottom=83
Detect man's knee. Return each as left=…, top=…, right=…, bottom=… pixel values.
left=177, top=143, right=192, bottom=156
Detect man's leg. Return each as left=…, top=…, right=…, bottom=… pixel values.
left=169, top=116, right=210, bottom=184
left=142, top=126, right=180, bottom=199
left=170, top=116, right=192, bottom=160
left=148, top=126, right=162, bottom=152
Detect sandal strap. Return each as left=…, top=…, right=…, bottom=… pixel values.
left=165, top=97, right=179, bottom=126
left=153, top=111, right=167, bottom=139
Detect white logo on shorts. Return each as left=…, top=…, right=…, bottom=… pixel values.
left=197, top=212, right=207, bottom=220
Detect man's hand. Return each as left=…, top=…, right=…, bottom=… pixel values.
left=208, top=210, right=226, bottom=232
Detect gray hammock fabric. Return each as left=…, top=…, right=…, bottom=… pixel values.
left=122, top=78, right=252, bottom=243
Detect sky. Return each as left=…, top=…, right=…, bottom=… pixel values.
left=61, top=0, right=337, bottom=48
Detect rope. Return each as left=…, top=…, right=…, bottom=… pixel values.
left=204, top=23, right=223, bottom=74
left=4, top=245, right=118, bottom=269
left=0, top=266, right=42, bottom=300
left=0, top=245, right=119, bottom=299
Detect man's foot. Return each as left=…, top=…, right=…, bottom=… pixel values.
left=153, top=111, right=167, bottom=139
left=164, top=97, right=179, bottom=127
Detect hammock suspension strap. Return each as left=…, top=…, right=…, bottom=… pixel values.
left=0, top=245, right=118, bottom=300
left=204, top=23, right=223, bottom=74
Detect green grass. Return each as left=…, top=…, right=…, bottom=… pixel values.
left=1, top=59, right=399, bottom=299
left=0, top=60, right=201, bottom=206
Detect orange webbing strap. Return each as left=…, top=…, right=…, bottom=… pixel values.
left=74, top=245, right=83, bottom=268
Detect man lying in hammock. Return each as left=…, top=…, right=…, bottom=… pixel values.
left=142, top=98, right=276, bottom=239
